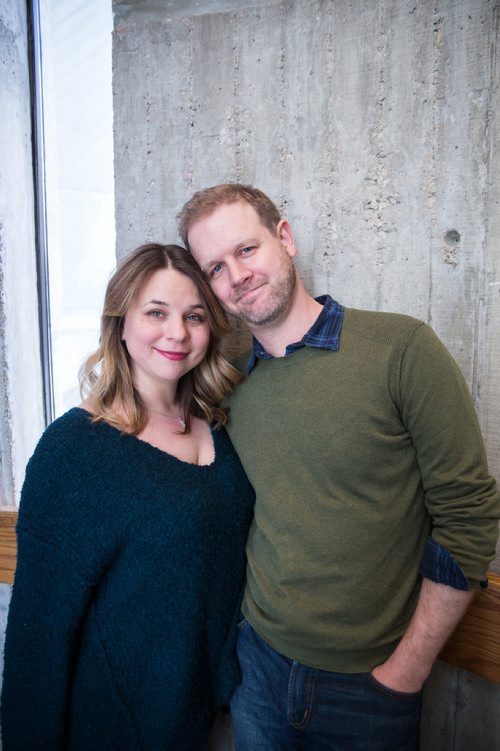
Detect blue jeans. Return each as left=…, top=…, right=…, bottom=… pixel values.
left=230, top=617, right=422, bottom=750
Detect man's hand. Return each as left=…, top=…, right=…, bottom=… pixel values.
left=371, top=578, right=474, bottom=693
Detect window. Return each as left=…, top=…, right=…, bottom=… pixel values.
left=34, top=0, right=116, bottom=421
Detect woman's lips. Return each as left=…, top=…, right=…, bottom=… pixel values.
left=154, top=349, right=188, bottom=361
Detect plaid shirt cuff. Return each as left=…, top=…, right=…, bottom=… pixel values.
left=418, top=537, right=486, bottom=590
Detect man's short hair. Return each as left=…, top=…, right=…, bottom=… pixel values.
left=178, top=183, right=282, bottom=250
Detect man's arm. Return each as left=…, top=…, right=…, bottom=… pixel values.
left=397, top=323, right=499, bottom=589
left=374, top=322, right=500, bottom=693
left=371, top=578, right=474, bottom=692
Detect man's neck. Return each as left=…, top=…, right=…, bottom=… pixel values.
left=248, top=283, right=323, bottom=357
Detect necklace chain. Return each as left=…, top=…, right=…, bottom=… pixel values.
left=149, top=411, right=186, bottom=429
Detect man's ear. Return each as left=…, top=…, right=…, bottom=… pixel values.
left=277, top=219, right=297, bottom=259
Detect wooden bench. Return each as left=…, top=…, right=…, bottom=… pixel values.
left=0, top=509, right=498, bottom=683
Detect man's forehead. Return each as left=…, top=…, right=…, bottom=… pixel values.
left=201, top=199, right=254, bottom=221
left=189, top=201, right=264, bottom=244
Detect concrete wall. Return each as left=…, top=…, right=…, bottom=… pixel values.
left=0, top=0, right=45, bottom=508
left=112, top=0, right=500, bottom=748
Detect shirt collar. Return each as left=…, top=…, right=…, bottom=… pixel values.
left=246, top=295, right=345, bottom=373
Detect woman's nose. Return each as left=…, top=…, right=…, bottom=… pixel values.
left=164, top=315, right=188, bottom=341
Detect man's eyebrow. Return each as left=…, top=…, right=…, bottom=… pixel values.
left=235, top=237, right=258, bottom=249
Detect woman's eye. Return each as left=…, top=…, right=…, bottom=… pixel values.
left=147, top=310, right=164, bottom=319
left=186, top=313, right=205, bottom=323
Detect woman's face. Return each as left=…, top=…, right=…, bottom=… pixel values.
left=121, top=266, right=211, bottom=395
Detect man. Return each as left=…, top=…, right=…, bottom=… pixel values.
left=178, top=184, right=500, bottom=750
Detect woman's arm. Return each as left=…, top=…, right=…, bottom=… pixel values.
left=1, top=527, right=94, bottom=750
left=1, top=416, right=96, bottom=751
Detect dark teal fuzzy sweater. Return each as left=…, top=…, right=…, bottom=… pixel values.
left=1, top=408, right=255, bottom=750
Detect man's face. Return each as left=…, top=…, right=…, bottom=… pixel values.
left=187, top=201, right=297, bottom=328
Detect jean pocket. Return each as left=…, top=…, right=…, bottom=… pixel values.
left=367, top=673, right=422, bottom=702
left=236, top=612, right=248, bottom=630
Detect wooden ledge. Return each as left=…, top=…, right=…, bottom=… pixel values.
left=439, top=572, right=500, bottom=683
left=0, top=509, right=18, bottom=585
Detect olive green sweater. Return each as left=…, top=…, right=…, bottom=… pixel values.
left=226, top=308, right=500, bottom=672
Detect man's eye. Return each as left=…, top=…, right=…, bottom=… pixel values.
left=241, top=246, right=254, bottom=255
left=211, top=263, right=224, bottom=276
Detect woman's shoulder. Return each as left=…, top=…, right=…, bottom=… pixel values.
left=26, top=407, right=119, bottom=488
left=33, top=406, right=93, bottom=455
left=43, top=405, right=92, bottom=434
left=16, top=410, right=94, bottom=538
left=20, top=408, right=132, bottom=533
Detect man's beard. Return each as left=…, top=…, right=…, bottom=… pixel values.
left=233, top=254, right=297, bottom=327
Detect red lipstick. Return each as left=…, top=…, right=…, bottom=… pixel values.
left=154, top=349, right=188, bottom=361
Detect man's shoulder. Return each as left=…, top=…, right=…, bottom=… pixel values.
left=343, top=306, right=427, bottom=344
left=344, top=305, right=424, bottom=328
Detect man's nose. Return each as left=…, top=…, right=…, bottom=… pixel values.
left=229, top=259, right=252, bottom=287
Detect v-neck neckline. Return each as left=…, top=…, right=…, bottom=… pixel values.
left=71, top=407, right=217, bottom=468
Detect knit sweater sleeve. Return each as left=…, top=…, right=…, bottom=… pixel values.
left=394, top=323, right=500, bottom=588
left=1, top=418, right=96, bottom=750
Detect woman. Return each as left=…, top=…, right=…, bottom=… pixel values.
left=1, top=244, right=255, bottom=750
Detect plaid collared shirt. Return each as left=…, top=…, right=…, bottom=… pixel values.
left=247, top=295, right=344, bottom=373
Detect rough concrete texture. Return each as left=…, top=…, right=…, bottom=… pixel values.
left=114, top=0, right=281, bottom=22
left=113, top=0, right=500, bottom=559
left=0, top=0, right=44, bottom=506
left=422, top=659, right=500, bottom=751
left=112, top=3, right=500, bottom=744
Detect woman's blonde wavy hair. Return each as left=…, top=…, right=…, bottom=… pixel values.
left=79, top=243, right=242, bottom=434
